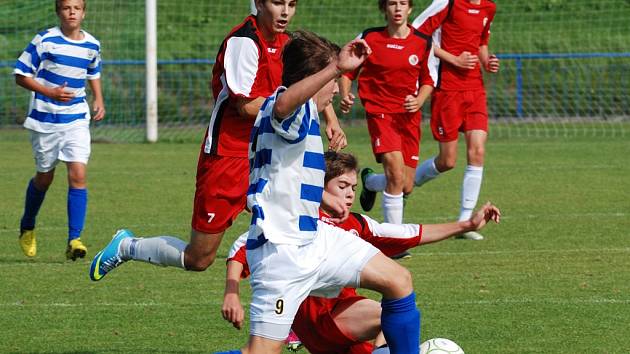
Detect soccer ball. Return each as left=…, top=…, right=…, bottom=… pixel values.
left=420, top=338, right=465, bottom=354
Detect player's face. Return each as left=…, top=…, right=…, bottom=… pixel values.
left=314, top=77, right=339, bottom=113
left=256, top=0, right=297, bottom=36
left=325, top=170, right=358, bottom=210
left=57, top=0, right=85, bottom=31
left=385, top=0, right=412, bottom=26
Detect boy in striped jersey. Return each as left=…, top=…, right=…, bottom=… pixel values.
left=222, top=151, right=501, bottom=354
left=14, top=0, right=104, bottom=260
left=215, top=31, right=421, bottom=354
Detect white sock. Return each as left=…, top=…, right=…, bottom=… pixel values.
left=415, top=157, right=440, bottom=186
left=365, top=173, right=387, bottom=192
left=382, top=192, right=404, bottom=224
left=120, top=236, right=186, bottom=268
left=458, top=165, right=484, bottom=221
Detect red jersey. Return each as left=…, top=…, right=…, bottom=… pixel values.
left=344, top=25, right=433, bottom=114
left=205, top=16, right=288, bottom=157
left=413, top=0, right=496, bottom=90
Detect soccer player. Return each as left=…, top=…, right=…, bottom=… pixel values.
left=411, top=0, right=500, bottom=240
left=214, top=30, right=423, bottom=354
left=89, top=0, right=347, bottom=281
left=222, top=151, right=501, bottom=354
left=339, top=0, right=434, bottom=229
left=15, top=0, right=105, bottom=260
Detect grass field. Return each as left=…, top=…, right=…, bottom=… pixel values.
left=1, top=125, right=629, bottom=353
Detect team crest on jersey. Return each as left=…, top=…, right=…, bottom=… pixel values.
left=408, top=54, right=419, bottom=66
left=483, top=17, right=488, bottom=27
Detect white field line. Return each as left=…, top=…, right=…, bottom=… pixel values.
left=0, top=212, right=627, bottom=235
left=0, top=247, right=628, bottom=268
left=1, top=298, right=629, bottom=308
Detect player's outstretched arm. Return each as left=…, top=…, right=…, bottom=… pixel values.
left=222, top=260, right=246, bottom=330
left=420, top=202, right=501, bottom=245
left=88, top=78, right=106, bottom=120
left=274, top=39, right=371, bottom=119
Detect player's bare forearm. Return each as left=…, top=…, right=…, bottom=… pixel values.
left=420, top=202, right=501, bottom=244
left=416, top=84, right=433, bottom=107
left=479, top=45, right=499, bottom=73
left=15, top=75, right=74, bottom=102
left=88, top=78, right=106, bottom=120
left=236, top=96, right=266, bottom=120
left=434, top=46, right=479, bottom=70
left=274, top=62, right=341, bottom=119
left=338, top=75, right=355, bottom=114
left=222, top=261, right=245, bottom=329
left=323, top=104, right=347, bottom=150
left=275, top=39, right=370, bottom=119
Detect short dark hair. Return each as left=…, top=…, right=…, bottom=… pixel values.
left=324, top=151, right=359, bottom=185
left=378, top=0, right=413, bottom=12
left=282, top=30, right=340, bottom=87
left=56, top=0, right=86, bottom=13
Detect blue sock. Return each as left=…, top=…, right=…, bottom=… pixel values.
left=381, top=292, right=421, bottom=354
left=67, top=188, right=87, bottom=241
left=20, top=179, right=47, bottom=231
left=213, top=351, right=241, bottom=354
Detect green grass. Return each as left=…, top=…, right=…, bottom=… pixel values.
left=1, top=126, right=629, bottom=353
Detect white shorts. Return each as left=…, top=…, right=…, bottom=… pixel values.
left=246, top=220, right=380, bottom=341
left=30, top=125, right=91, bottom=172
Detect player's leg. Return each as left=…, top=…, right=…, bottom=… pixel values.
left=331, top=298, right=382, bottom=342
left=317, top=223, right=419, bottom=354
left=360, top=252, right=419, bottom=354
left=415, top=90, right=461, bottom=186
left=360, top=113, right=393, bottom=212
left=61, top=125, right=92, bottom=259
left=19, top=131, right=59, bottom=257
left=65, top=161, right=89, bottom=260
left=381, top=151, right=405, bottom=224
left=457, top=89, right=488, bottom=240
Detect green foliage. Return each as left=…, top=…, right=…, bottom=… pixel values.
left=1, top=127, right=629, bottom=352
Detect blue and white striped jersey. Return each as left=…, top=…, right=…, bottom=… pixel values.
left=14, top=27, right=101, bottom=133
left=246, top=87, right=326, bottom=248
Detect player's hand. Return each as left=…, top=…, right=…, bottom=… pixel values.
left=92, top=99, right=106, bottom=121
left=337, top=39, right=371, bottom=73
left=47, top=82, right=75, bottom=102
left=469, top=202, right=501, bottom=230
left=340, top=92, right=355, bottom=114
left=403, top=95, right=422, bottom=113
left=326, top=113, right=347, bottom=151
left=321, top=190, right=350, bottom=223
left=221, top=293, right=245, bottom=330
left=454, top=51, right=479, bottom=70
left=486, top=54, right=500, bottom=73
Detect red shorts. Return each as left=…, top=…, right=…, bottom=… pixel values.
left=365, top=111, right=422, bottom=168
left=430, top=89, right=488, bottom=142
left=191, top=151, right=249, bottom=234
left=292, top=289, right=374, bottom=354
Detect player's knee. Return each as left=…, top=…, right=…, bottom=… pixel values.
left=185, top=252, right=216, bottom=271
left=468, top=146, right=485, bottom=163
left=436, top=157, right=456, bottom=172
left=392, top=267, right=413, bottom=294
